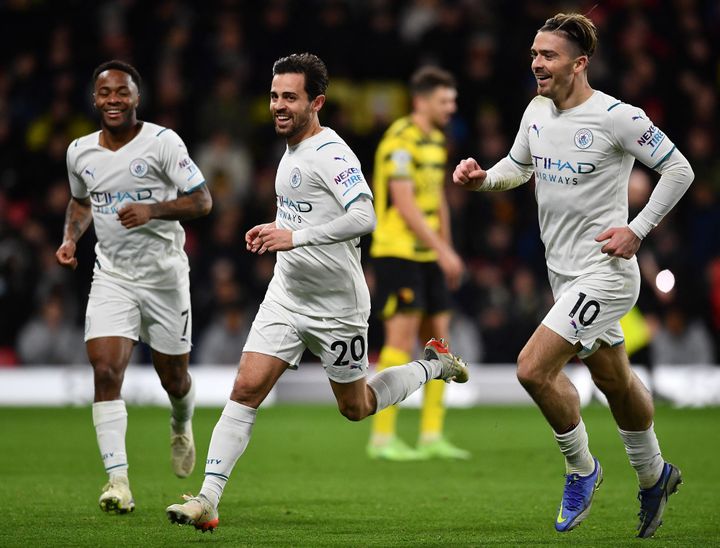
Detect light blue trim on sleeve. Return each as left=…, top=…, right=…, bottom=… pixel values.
left=183, top=180, right=207, bottom=193
left=651, top=145, right=676, bottom=169
left=607, top=101, right=623, bottom=111
left=344, top=192, right=373, bottom=210
left=508, top=152, right=533, bottom=167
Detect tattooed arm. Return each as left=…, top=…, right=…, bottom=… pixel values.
left=56, top=196, right=93, bottom=270
left=117, top=184, right=213, bottom=229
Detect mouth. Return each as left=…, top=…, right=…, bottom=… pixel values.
left=104, top=108, right=125, bottom=120
left=535, top=73, right=551, bottom=84
left=274, top=113, right=292, bottom=128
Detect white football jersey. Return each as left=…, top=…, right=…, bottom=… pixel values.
left=265, top=127, right=373, bottom=317
left=67, top=122, right=205, bottom=286
left=508, top=91, right=677, bottom=276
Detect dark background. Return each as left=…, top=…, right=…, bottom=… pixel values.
left=1, top=0, right=718, bottom=366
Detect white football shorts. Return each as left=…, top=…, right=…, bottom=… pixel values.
left=243, top=298, right=369, bottom=383
left=542, top=260, right=640, bottom=359
left=85, top=271, right=192, bottom=355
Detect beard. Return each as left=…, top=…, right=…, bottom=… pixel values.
left=273, top=106, right=312, bottom=140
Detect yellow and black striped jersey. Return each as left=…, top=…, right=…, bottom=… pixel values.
left=370, top=116, right=447, bottom=262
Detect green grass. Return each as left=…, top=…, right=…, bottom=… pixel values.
left=0, top=404, right=718, bottom=547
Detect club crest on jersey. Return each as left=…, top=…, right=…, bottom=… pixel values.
left=129, top=158, right=149, bottom=178
left=290, top=167, right=302, bottom=188
left=574, top=129, right=593, bottom=149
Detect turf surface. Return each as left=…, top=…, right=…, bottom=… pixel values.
left=0, top=404, right=718, bottom=547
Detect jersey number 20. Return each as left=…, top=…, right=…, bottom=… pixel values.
left=331, top=336, right=366, bottom=366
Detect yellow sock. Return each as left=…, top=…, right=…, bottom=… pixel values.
left=370, top=346, right=411, bottom=441
left=419, top=379, right=446, bottom=442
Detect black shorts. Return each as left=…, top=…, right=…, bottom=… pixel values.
left=372, top=257, right=451, bottom=319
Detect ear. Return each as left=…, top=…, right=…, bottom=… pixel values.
left=311, top=94, right=325, bottom=113
left=574, top=55, right=589, bottom=74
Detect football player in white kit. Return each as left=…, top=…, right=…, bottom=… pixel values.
left=166, top=53, right=469, bottom=532
left=453, top=13, right=693, bottom=539
left=55, top=61, right=212, bottom=514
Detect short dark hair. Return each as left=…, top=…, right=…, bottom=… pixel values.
left=92, top=60, right=142, bottom=89
left=409, top=66, right=456, bottom=97
left=272, top=53, right=328, bottom=99
left=539, top=13, right=598, bottom=58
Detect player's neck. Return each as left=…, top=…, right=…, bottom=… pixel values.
left=411, top=112, right=434, bottom=135
left=552, top=82, right=594, bottom=111
left=99, top=121, right=143, bottom=151
left=287, top=119, right=323, bottom=147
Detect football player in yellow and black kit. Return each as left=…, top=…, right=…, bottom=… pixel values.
left=368, top=66, right=468, bottom=460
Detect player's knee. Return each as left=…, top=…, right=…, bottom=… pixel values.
left=229, top=386, right=264, bottom=409
left=338, top=400, right=370, bottom=422
left=516, top=350, right=542, bottom=390
left=91, top=360, right=125, bottom=389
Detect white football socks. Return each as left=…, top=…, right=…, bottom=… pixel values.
left=554, top=419, right=596, bottom=476
left=92, top=400, right=129, bottom=479
left=618, top=423, right=664, bottom=488
left=169, top=374, right=195, bottom=435
left=368, top=359, right=442, bottom=412
left=200, top=400, right=257, bottom=508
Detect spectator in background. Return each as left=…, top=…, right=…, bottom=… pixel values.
left=195, top=130, right=253, bottom=207
left=17, top=292, right=84, bottom=365
left=0, top=1, right=716, bottom=369
left=650, top=305, right=716, bottom=366
left=197, top=299, right=250, bottom=365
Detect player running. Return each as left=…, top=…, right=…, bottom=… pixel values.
left=56, top=60, right=212, bottom=514
left=165, top=53, right=468, bottom=532
left=453, top=13, right=690, bottom=538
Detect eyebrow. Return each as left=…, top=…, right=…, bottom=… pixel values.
left=531, top=48, right=558, bottom=55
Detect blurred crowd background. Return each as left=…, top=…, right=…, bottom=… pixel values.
left=1, top=0, right=718, bottom=367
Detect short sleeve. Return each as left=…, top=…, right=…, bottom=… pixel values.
left=314, top=143, right=373, bottom=210
left=382, top=135, right=416, bottom=180
left=610, top=105, right=677, bottom=171
left=157, top=128, right=206, bottom=192
left=66, top=141, right=89, bottom=199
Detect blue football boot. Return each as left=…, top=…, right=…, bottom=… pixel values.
left=555, top=457, right=603, bottom=532
left=636, top=462, right=682, bottom=538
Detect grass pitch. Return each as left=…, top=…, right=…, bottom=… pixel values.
left=0, top=404, right=718, bottom=547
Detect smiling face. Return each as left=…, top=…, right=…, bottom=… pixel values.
left=270, top=72, right=324, bottom=146
left=93, top=69, right=139, bottom=132
left=530, top=31, right=588, bottom=106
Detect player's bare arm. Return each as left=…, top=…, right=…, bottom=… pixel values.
left=117, top=184, right=212, bottom=229
left=390, top=179, right=464, bottom=289
left=56, top=196, right=92, bottom=270
left=595, top=226, right=642, bottom=259
left=437, top=190, right=464, bottom=289
left=452, top=158, right=487, bottom=191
